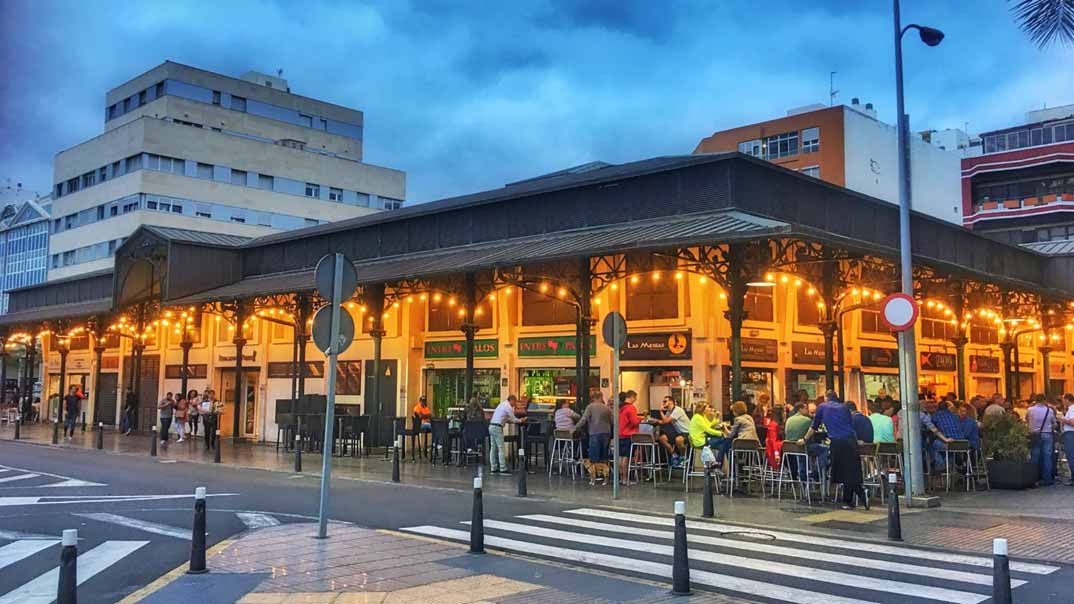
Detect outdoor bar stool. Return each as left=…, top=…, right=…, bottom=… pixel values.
left=275, top=412, right=294, bottom=452
left=411, top=414, right=433, bottom=461
left=430, top=419, right=451, bottom=464
left=627, top=433, right=663, bottom=485
left=683, top=444, right=718, bottom=494
left=944, top=439, right=974, bottom=492
left=777, top=441, right=812, bottom=503
left=971, top=444, right=990, bottom=490
left=876, top=441, right=904, bottom=485
left=858, top=442, right=884, bottom=503
left=725, top=438, right=764, bottom=498
left=459, top=420, right=488, bottom=467
left=549, top=429, right=582, bottom=478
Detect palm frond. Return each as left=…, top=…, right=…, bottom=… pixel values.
left=1010, top=0, right=1074, bottom=48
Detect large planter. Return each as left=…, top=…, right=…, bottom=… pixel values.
left=987, top=460, right=1038, bottom=490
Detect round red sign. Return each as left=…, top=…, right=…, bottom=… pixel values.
left=880, top=293, right=918, bottom=331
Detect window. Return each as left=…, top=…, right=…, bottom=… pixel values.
left=196, top=163, right=213, bottom=179
left=230, top=169, right=247, bottom=186
left=920, top=305, right=956, bottom=340
left=764, top=131, right=798, bottom=159
left=231, top=95, right=246, bottom=112
left=109, top=205, right=118, bottom=217
left=171, top=204, right=182, bottom=213
left=82, top=172, right=95, bottom=188
left=801, top=166, right=820, bottom=178
left=738, top=139, right=763, bottom=158
left=212, top=90, right=221, bottom=105
left=299, top=113, right=313, bottom=128
left=64, top=214, right=76, bottom=230
left=258, top=174, right=274, bottom=190
left=744, top=286, right=773, bottom=322
left=146, top=200, right=158, bottom=210
left=626, top=274, right=679, bottom=321
left=51, top=254, right=59, bottom=269
left=319, top=118, right=328, bottom=131
left=329, top=187, right=343, bottom=201
left=970, top=321, right=999, bottom=345
left=522, top=288, right=575, bottom=326
left=107, top=104, right=117, bottom=120
left=123, top=98, right=130, bottom=112
left=305, top=218, right=318, bottom=227
left=155, top=82, right=165, bottom=98
left=62, top=251, right=75, bottom=266
left=196, top=204, right=212, bottom=218
left=96, top=206, right=105, bottom=220
left=860, top=308, right=892, bottom=334
left=305, top=183, right=320, bottom=198
left=99, top=167, right=108, bottom=182
left=138, top=91, right=146, bottom=106
left=125, top=154, right=142, bottom=172
left=796, top=292, right=821, bottom=326
left=428, top=299, right=493, bottom=331
left=107, top=240, right=118, bottom=255
left=123, top=200, right=138, bottom=213
left=230, top=209, right=246, bottom=223
left=801, top=127, right=820, bottom=152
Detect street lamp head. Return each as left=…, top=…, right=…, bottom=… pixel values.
left=917, top=26, right=944, bottom=46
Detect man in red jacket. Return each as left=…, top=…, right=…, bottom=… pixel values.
left=617, top=390, right=641, bottom=485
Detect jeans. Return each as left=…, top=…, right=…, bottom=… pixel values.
left=1063, top=432, right=1074, bottom=484
left=589, top=433, right=611, bottom=463
left=710, top=437, right=732, bottom=463
left=160, top=417, right=173, bottom=441
left=175, top=418, right=186, bottom=438
left=64, top=414, right=78, bottom=437
left=1031, top=432, right=1055, bottom=485
left=189, top=414, right=199, bottom=436
left=929, top=439, right=948, bottom=471
left=488, top=424, right=507, bottom=471
left=203, top=415, right=217, bottom=449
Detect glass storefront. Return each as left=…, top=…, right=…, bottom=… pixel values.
left=520, top=368, right=599, bottom=408
left=863, top=373, right=900, bottom=401
left=424, top=368, right=501, bottom=416
left=973, top=376, right=1000, bottom=397
left=787, top=369, right=827, bottom=401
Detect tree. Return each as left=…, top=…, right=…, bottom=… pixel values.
left=1010, top=0, right=1074, bottom=47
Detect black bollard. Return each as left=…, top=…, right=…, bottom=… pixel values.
left=95, top=423, right=103, bottom=450
left=469, top=476, right=485, bottom=554
left=57, top=529, right=77, bottom=604
left=992, top=538, right=1012, bottom=604
left=213, top=431, right=221, bottom=464
left=188, top=487, right=208, bottom=574
left=53, top=420, right=60, bottom=444
left=517, top=450, right=528, bottom=497
left=392, top=436, right=401, bottom=483
left=150, top=427, right=158, bottom=457
left=81, top=412, right=86, bottom=432
left=702, top=466, right=715, bottom=518
left=14, top=415, right=20, bottom=440
left=671, top=501, right=691, bottom=595
left=294, top=434, right=302, bottom=472
left=887, top=473, right=902, bottom=541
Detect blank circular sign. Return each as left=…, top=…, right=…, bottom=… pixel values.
left=881, top=293, right=918, bottom=331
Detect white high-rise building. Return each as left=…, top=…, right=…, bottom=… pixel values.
left=47, top=61, right=406, bottom=280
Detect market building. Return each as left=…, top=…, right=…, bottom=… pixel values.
left=3, top=153, right=1073, bottom=446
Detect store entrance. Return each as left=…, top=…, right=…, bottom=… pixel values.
left=520, top=368, right=598, bottom=411
left=218, top=368, right=259, bottom=439
left=863, top=373, right=901, bottom=401
left=424, top=368, right=500, bottom=416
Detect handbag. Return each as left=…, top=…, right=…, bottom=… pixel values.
left=1029, top=408, right=1051, bottom=448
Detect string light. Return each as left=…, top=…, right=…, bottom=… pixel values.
left=630, top=275, right=639, bottom=285
left=611, top=283, right=619, bottom=291
left=540, top=283, right=550, bottom=293
left=674, top=271, right=683, bottom=281
left=652, top=271, right=661, bottom=281
left=557, top=287, right=567, bottom=298
left=698, top=276, right=707, bottom=285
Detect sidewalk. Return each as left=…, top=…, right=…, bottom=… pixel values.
left=6, top=421, right=1074, bottom=563
left=127, top=522, right=742, bottom=604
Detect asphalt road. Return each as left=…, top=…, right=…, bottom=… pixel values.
left=2, top=439, right=1073, bottom=604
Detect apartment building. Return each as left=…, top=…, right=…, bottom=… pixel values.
left=693, top=100, right=964, bottom=223
left=960, top=103, right=1074, bottom=246
left=47, top=61, right=406, bottom=280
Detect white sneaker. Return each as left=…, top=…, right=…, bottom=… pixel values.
left=177, top=437, right=184, bottom=443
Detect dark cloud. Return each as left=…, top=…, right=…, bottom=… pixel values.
left=0, top=0, right=1070, bottom=205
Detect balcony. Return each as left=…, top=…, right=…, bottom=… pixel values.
left=973, top=192, right=1074, bottom=215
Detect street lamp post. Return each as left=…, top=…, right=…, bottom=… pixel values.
left=893, top=0, right=943, bottom=499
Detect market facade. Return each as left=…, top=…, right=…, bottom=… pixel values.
left=3, top=153, right=1074, bottom=446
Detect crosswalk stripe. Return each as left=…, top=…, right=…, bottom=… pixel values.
left=519, top=513, right=1016, bottom=588
left=75, top=513, right=191, bottom=540
left=236, top=512, right=281, bottom=529
left=0, top=540, right=147, bottom=604
left=0, top=541, right=57, bottom=571
left=0, top=473, right=39, bottom=483
left=404, top=526, right=880, bottom=604
left=565, top=508, right=1060, bottom=575
left=477, top=519, right=987, bottom=604
left=40, top=479, right=106, bottom=488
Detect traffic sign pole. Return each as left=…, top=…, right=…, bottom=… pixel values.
left=316, top=253, right=344, bottom=539
left=602, top=312, right=626, bottom=500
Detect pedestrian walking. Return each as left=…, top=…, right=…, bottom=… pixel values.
left=122, top=389, right=137, bottom=435
left=798, top=391, right=868, bottom=510
left=187, top=389, right=200, bottom=437
left=200, top=390, right=220, bottom=450
left=1027, top=394, right=1057, bottom=486
left=62, top=385, right=85, bottom=440
left=157, top=392, right=175, bottom=445
left=174, top=394, right=189, bottom=443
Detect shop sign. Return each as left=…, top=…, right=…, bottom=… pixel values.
left=218, top=351, right=257, bottom=363
left=424, top=338, right=498, bottom=359
left=1011, top=357, right=1035, bottom=373
left=101, top=356, right=119, bottom=370
left=741, top=338, right=778, bottom=363
left=165, top=364, right=208, bottom=379
left=620, top=330, right=691, bottom=361
left=1050, top=361, right=1066, bottom=375
left=518, top=335, right=596, bottom=357
left=860, top=346, right=899, bottom=368
left=969, top=355, right=1000, bottom=374
left=791, top=341, right=829, bottom=365
left=919, top=351, right=956, bottom=372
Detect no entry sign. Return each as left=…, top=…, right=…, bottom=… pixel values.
left=880, top=293, right=918, bottom=331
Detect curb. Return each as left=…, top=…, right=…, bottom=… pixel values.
left=115, top=536, right=237, bottom=604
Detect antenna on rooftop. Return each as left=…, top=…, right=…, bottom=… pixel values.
left=277, top=68, right=284, bottom=79
left=829, top=71, right=839, bottom=106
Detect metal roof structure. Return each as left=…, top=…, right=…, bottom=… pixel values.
left=139, top=225, right=252, bottom=248
left=1022, top=240, right=1074, bottom=256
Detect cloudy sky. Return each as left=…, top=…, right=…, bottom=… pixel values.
left=1, top=0, right=1071, bottom=204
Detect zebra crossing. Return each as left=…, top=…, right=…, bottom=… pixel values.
left=403, top=507, right=1063, bottom=604
left=0, top=539, right=147, bottom=604
left=0, top=464, right=105, bottom=489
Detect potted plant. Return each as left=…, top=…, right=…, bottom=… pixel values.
left=981, top=413, right=1037, bottom=489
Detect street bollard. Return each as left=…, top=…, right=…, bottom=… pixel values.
left=294, top=434, right=302, bottom=472
left=671, top=501, right=691, bottom=596
left=702, top=466, right=715, bottom=518
left=150, top=427, right=158, bottom=457
left=517, top=450, right=528, bottom=497
left=469, top=476, right=485, bottom=554
left=53, top=420, right=60, bottom=444
left=95, top=423, right=103, bottom=450
left=81, top=412, right=86, bottom=432
left=392, top=436, right=401, bottom=483
left=13, top=415, right=20, bottom=440
left=57, top=529, right=77, bottom=604
left=887, top=473, right=902, bottom=542
left=188, top=486, right=208, bottom=574
left=992, top=538, right=1012, bottom=604
left=213, top=431, right=221, bottom=463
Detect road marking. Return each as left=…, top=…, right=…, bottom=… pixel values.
left=0, top=540, right=147, bottom=604
left=75, top=512, right=192, bottom=540
left=0, top=529, right=57, bottom=541
left=40, top=479, right=106, bottom=488
left=0, top=493, right=238, bottom=507
left=403, top=526, right=879, bottom=604
left=236, top=512, right=280, bottom=529
left=0, top=540, right=57, bottom=570
left=477, top=519, right=986, bottom=604
left=0, top=473, right=39, bottom=483
left=0, top=464, right=106, bottom=488
left=519, top=513, right=1012, bottom=587
left=564, top=508, right=1060, bottom=575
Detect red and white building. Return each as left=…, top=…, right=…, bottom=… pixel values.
left=961, top=104, right=1074, bottom=244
